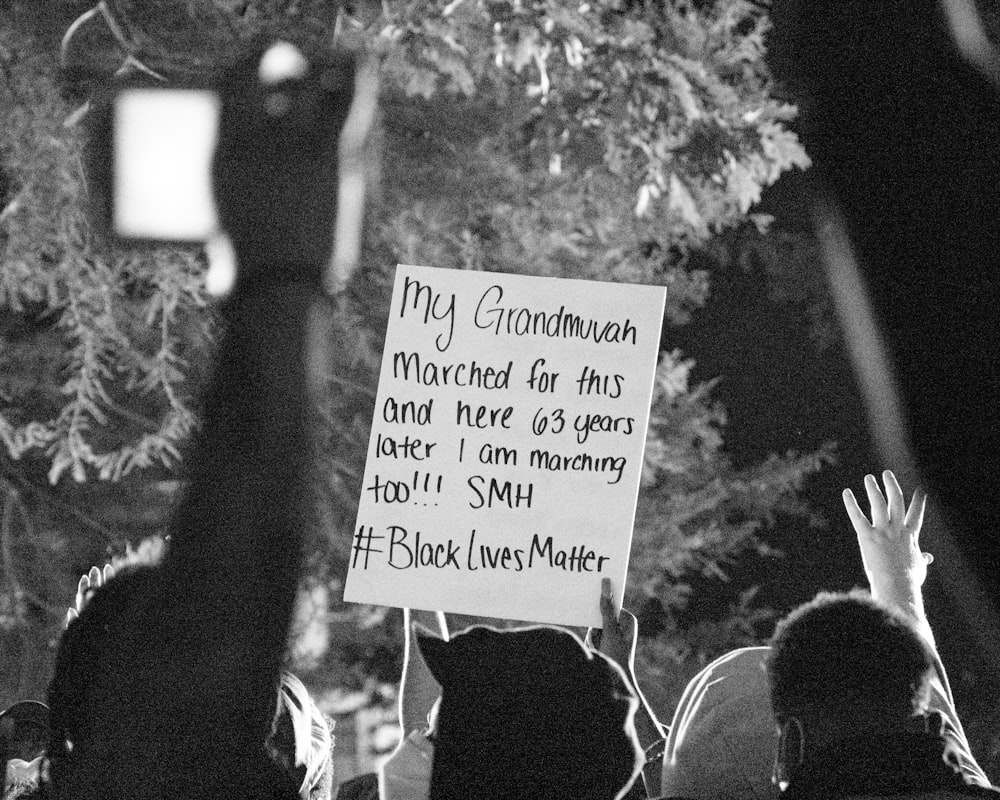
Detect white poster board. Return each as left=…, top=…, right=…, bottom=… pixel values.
left=343, top=265, right=667, bottom=628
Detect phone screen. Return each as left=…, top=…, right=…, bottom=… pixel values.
left=113, top=88, right=221, bottom=242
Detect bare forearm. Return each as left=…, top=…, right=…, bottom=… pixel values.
left=630, top=679, right=665, bottom=797
left=870, top=579, right=934, bottom=648
left=399, top=609, right=446, bottom=732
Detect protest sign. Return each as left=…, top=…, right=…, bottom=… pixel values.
left=343, top=264, right=667, bottom=627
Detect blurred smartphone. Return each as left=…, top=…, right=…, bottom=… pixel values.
left=109, top=87, right=221, bottom=242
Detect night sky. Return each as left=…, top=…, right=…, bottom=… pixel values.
left=681, top=0, right=1000, bottom=701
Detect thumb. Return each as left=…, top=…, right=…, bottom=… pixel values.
left=600, top=577, right=617, bottom=628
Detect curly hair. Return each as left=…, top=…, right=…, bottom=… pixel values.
left=767, top=590, right=933, bottom=727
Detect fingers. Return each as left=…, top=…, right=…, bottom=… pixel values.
left=881, top=470, right=905, bottom=522
left=851, top=471, right=933, bottom=569
left=864, top=474, right=888, bottom=528
left=587, top=579, right=615, bottom=648
left=842, top=488, right=871, bottom=532
left=72, top=563, right=114, bottom=623
left=904, top=489, right=927, bottom=537
left=74, top=574, right=90, bottom=608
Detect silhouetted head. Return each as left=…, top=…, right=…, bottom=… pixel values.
left=766, top=591, right=934, bottom=788
left=417, top=624, right=642, bottom=800
left=49, top=566, right=327, bottom=799
left=768, top=591, right=933, bottom=730
left=48, top=565, right=159, bottom=775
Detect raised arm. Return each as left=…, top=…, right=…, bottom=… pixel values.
left=588, top=579, right=665, bottom=799
left=843, top=470, right=991, bottom=788
left=378, top=610, right=446, bottom=800
left=843, top=470, right=933, bottom=644
left=48, top=41, right=370, bottom=800
left=398, top=609, right=447, bottom=735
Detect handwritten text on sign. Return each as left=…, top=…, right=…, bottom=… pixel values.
left=342, top=265, right=667, bottom=627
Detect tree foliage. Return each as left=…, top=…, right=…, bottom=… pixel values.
left=0, top=21, right=212, bottom=485
left=0, top=0, right=827, bottom=718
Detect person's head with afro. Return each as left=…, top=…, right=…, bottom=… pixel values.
left=766, top=591, right=934, bottom=788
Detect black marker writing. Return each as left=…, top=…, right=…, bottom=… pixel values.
left=467, top=476, right=534, bottom=509
left=399, top=276, right=456, bottom=352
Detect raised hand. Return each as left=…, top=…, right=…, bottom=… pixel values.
left=587, top=578, right=665, bottom=798
left=588, top=578, right=638, bottom=675
left=843, top=472, right=993, bottom=786
left=212, top=41, right=367, bottom=284
left=48, top=41, right=374, bottom=800
left=842, top=470, right=933, bottom=637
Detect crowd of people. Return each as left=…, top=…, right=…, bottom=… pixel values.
left=371, top=470, right=996, bottom=800
left=2, top=38, right=996, bottom=800
left=2, top=470, right=996, bottom=800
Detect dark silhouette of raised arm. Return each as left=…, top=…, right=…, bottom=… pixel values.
left=48, top=40, right=369, bottom=800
